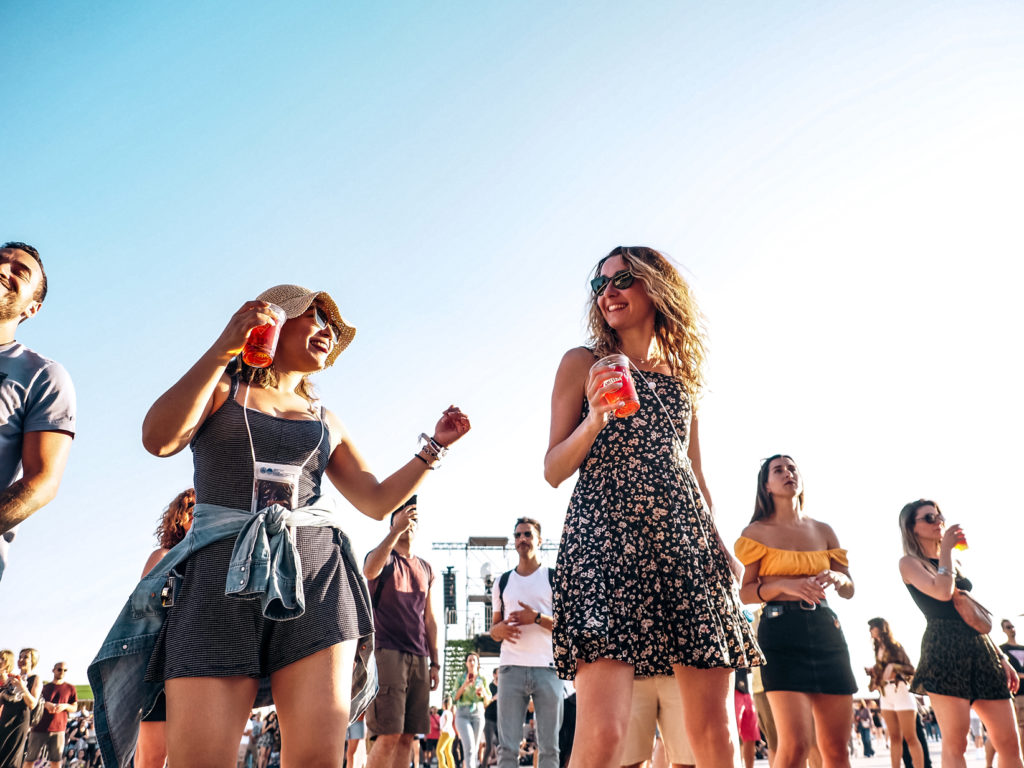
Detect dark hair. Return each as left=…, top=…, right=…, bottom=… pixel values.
left=2, top=241, right=47, bottom=303
left=390, top=495, right=417, bottom=526
left=225, top=356, right=317, bottom=405
left=751, top=454, right=804, bottom=523
left=867, top=617, right=905, bottom=660
left=155, top=489, right=195, bottom=549
left=514, top=517, right=541, bottom=537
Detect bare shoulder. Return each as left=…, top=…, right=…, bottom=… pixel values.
left=559, top=346, right=597, bottom=374
left=810, top=519, right=841, bottom=548
left=321, top=407, right=349, bottom=450
left=739, top=521, right=768, bottom=542
left=208, top=372, right=235, bottom=413
left=898, top=555, right=926, bottom=582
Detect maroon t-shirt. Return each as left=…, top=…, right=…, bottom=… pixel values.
left=366, top=551, right=434, bottom=657
left=33, top=681, right=77, bottom=733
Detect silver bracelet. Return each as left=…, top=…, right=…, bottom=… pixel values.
left=936, top=566, right=951, bottom=576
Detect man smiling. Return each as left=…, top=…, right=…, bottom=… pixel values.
left=0, top=242, right=76, bottom=583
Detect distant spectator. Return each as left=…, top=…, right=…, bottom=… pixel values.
left=489, top=517, right=560, bottom=768
left=23, top=661, right=77, bottom=768
left=0, top=648, right=42, bottom=768
left=363, top=496, right=441, bottom=768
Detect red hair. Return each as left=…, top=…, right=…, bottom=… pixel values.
left=155, top=489, right=195, bottom=549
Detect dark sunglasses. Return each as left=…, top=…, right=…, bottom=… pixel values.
left=313, top=307, right=337, bottom=341
left=916, top=511, right=944, bottom=524
left=513, top=531, right=533, bottom=539
left=590, top=269, right=636, bottom=296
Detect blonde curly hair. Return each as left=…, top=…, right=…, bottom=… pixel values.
left=587, top=246, right=708, bottom=401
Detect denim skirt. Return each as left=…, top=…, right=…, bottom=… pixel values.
left=758, top=600, right=858, bottom=694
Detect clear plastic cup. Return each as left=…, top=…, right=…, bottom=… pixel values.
left=241, top=303, right=287, bottom=368
left=591, top=353, right=640, bottom=418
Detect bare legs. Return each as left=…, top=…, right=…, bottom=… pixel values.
left=166, top=640, right=355, bottom=768
left=674, top=666, right=736, bottom=768
left=879, top=709, right=924, bottom=768
left=766, top=691, right=851, bottom=768
left=569, top=659, right=634, bottom=768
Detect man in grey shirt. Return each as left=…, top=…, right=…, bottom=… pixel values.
left=0, top=242, right=76, bottom=582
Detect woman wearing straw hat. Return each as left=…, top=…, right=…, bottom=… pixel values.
left=140, top=284, right=471, bottom=768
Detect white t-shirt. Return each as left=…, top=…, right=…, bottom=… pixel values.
left=492, top=566, right=555, bottom=668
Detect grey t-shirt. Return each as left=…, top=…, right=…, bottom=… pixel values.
left=0, top=341, right=76, bottom=579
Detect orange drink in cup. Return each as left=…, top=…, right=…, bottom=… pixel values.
left=241, top=303, right=287, bottom=368
left=592, top=354, right=640, bottom=418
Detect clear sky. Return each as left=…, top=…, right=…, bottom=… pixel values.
left=2, top=1, right=1023, bottom=697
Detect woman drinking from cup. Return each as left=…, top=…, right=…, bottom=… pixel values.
left=865, top=617, right=925, bottom=768
left=452, top=652, right=491, bottom=768
left=898, top=499, right=1023, bottom=768
left=121, top=284, right=471, bottom=767
left=546, top=246, right=761, bottom=768
left=735, top=455, right=857, bottom=768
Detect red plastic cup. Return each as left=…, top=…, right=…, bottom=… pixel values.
left=241, top=303, right=287, bottom=368
left=592, top=354, right=641, bottom=418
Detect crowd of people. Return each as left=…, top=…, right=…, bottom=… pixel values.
left=1, top=242, right=1023, bottom=768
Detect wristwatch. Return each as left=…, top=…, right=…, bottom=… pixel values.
left=534, top=612, right=542, bottom=625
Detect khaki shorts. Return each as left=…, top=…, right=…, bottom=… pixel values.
left=26, top=730, right=65, bottom=762
left=1014, top=694, right=1024, bottom=731
left=753, top=690, right=777, bottom=752
left=622, top=676, right=695, bottom=765
left=366, top=648, right=430, bottom=735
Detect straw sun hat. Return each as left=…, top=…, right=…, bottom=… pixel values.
left=255, top=284, right=356, bottom=367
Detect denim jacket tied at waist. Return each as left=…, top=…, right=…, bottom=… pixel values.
left=87, top=497, right=378, bottom=768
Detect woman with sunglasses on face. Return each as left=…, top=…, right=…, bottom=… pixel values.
left=132, top=284, right=471, bottom=768
left=135, top=489, right=195, bottom=768
left=546, top=246, right=761, bottom=768
left=735, top=455, right=857, bottom=768
left=898, top=499, right=1023, bottom=768
left=864, top=617, right=925, bottom=768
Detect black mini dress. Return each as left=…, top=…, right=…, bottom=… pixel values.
left=906, top=560, right=1008, bottom=702
left=146, top=378, right=372, bottom=681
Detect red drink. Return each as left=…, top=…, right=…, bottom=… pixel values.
left=241, top=303, right=286, bottom=368
left=593, top=354, right=641, bottom=418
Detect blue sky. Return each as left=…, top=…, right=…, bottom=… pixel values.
left=3, top=1, right=1023, bottom=694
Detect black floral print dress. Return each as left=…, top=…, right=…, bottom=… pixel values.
left=553, top=366, right=762, bottom=679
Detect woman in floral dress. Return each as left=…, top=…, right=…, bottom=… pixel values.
left=545, top=246, right=761, bottom=768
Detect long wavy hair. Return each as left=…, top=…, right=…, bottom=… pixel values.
left=155, top=488, right=196, bottom=549
left=227, top=356, right=317, bottom=406
left=587, top=246, right=707, bottom=401
left=898, top=498, right=943, bottom=571
left=750, top=454, right=805, bottom=523
left=867, top=617, right=904, bottom=660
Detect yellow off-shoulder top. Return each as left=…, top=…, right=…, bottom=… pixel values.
left=734, top=536, right=848, bottom=577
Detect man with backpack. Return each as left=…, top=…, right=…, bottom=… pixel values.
left=363, top=496, right=440, bottom=768
left=489, top=517, right=562, bottom=768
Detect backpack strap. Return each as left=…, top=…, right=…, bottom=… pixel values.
left=371, top=555, right=396, bottom=611
left=496, top=570, right=512, bottom=616
left=496, top=567, right=554, bottom=616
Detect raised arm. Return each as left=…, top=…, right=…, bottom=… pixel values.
left=142, top=301, right=279, bottom=457
left=899, top=525, right=964, bottom=600
left=363, top=507, right=415, bottom=579
left=544, top=348, right=619, bottom=488
left=0, top=430, right=72, bottom=536
left=324, top=406, right=470, bottom=521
